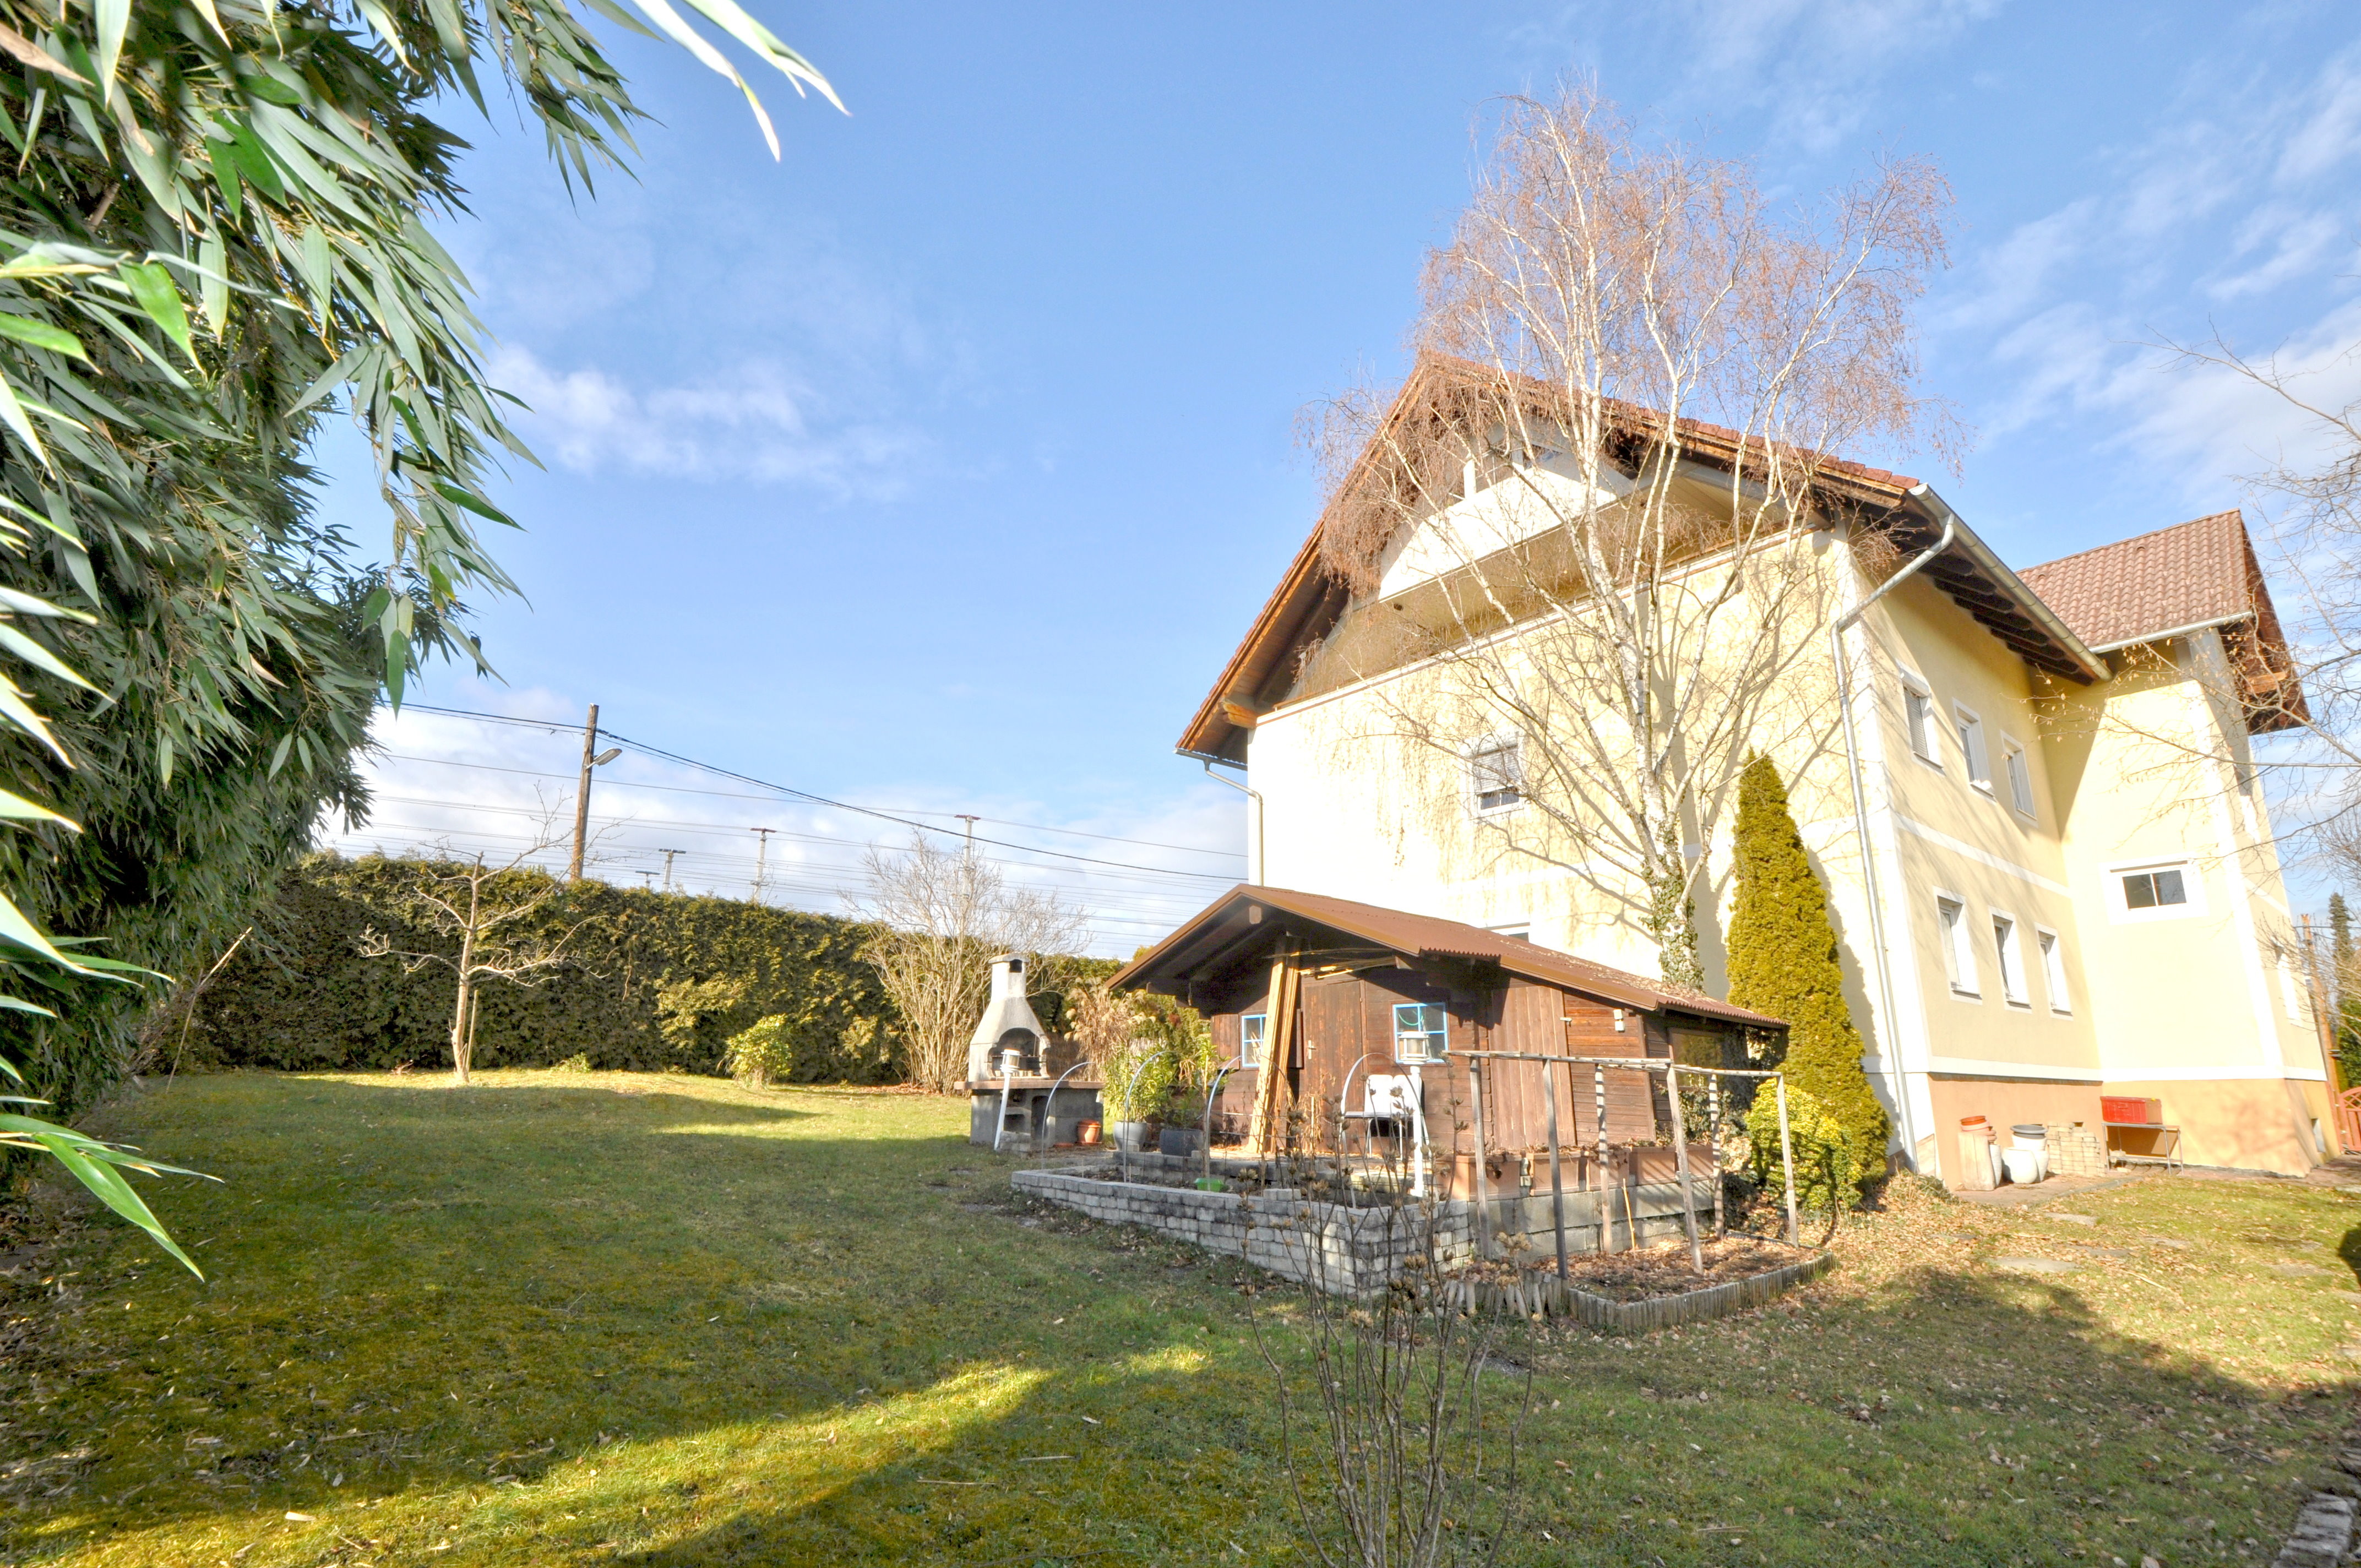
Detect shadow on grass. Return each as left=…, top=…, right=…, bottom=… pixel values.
left=3, top=1075, right=2352, bottom=1567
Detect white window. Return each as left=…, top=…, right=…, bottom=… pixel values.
left=1467, top=736, right=1524, bottom=816
left=1936, top=894, right=1978, bottom=998
left=2104, top=856, right=2208, bottom=925
left=1992, top=913, right=2028, bottom=1006
left=1902, top=675, right=1940, bottom=767
left=2003, top=738, right=2036, bottom=819
left=1393, top=1001, right=1449, bottom=1064
left=1239, top=1012, right=1266, bottom=1068
left=1954, top=703, right=1991, bottom=792
left=2036, top=927, right=2070, bottom=1014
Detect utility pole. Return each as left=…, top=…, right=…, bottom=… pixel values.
left=750, top=827, right=774, bottom=903
left=660, top=848, right=684, bottom=893
left=955, top=814, right=980, bottom=858
left=567, top=705, right=621, bottom=884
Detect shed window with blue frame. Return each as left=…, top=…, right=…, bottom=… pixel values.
left=1240, top=1012, right=1267, bottom=1068
left=1394, top=1002, right=1448, bottom=1064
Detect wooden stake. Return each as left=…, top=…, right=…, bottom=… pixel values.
left=1543, top=1057, right=1568, bottom=1281
left=1707, top=1071, right=1725, bottom=1238
left=1775, top=1074, right=1800, bottom=1248
left=1668, top=1062, right=1704, bottom=1274
left=1246, top=946, right=1298, bottom=1156
left=1469, top=1056, right=1493, bottom=1262
left=1595, top=1062, right=1615, bottom=1252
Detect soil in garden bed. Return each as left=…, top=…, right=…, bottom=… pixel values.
left=1449, top=1235, right=1809, bottom=1301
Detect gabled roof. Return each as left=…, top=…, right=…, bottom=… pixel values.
left=2020, top=509, right=2268, bottom=650
left=1179, top=356, right=2102, bottom=763
left=2017, top=509, right=2308, bottom=733
left=1111, top=883, right=1787, bottom=1031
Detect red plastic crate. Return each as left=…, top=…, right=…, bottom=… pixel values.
left=2101, top=1095, right=2160, bottom=1125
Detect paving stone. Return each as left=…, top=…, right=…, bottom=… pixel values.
left=2144, top=1237, right=2193, bottom=1250
left=1992, top=1256, right=2080, bottom=1275
left=2269, top=1262, right=2333, bottom=1277
left=2044, top=1212, right=2099, bottom=1226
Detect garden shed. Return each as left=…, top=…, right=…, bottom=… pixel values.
left=1109, top=886, right=1787, bottom=1182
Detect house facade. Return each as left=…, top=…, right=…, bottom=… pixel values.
left=1176, top=369, right=2332, bottom=1183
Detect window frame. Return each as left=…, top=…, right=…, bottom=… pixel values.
left=1990, top=909, right=2030, bottom=1008
left=2001, top=735, right=2036, bottom=819
left=1392, top=1001, right=1450, bottom=1065
left=1464, top=733, right=1525, bottom=819
left=1934, top=890, right=1979, bottom=999
left=1239, top=1011, right=1267, bottom=1069
left=1953, top=701, right=1992, bottom=794
left=2106, top=857, right=2206, bottom=924
left=1901, top=671, right=1942, bottom=770
left=2035, top=925, right=2070, bottom=1015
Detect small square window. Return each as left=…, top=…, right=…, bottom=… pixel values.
left=2122, top=868, right=2186, bottom=910
left=2003, top=740, right=2036, bottom=818
left=1239, top=1012, right=1267, bottom=1068
left=1468, top=738, right=1523, bottom=815
left=1393, top=1001, right=1448, bottom=1064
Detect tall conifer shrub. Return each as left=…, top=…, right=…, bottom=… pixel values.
left=1726, top=753, right=1889, bottom=1182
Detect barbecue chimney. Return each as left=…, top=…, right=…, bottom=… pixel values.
left=969, top=954, right=1050, bottom=1081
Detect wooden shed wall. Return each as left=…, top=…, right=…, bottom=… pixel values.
left=1205, top=969, right=1671, bottom=1153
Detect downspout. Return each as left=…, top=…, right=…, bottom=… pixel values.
left=1831, top=503, right=1956, bottom=1173
left=1201, top=761, right=1264, bottom=885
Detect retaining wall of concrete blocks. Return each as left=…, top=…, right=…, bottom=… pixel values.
left=1012, top=1163, right=1713, bottom=1295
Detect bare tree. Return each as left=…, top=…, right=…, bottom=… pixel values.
left=2129, top=336, right=2354, bottom=839
left=851, top=834, right=1086, bottom=1093
left=1306, top=88, right=1949, bottom=983
left=358, top=819, right=588, bottom=1085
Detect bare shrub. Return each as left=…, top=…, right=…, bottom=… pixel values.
left=850, top=835, right=1084, bottom=1093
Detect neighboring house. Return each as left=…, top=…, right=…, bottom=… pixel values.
left=1172, top=378, right=2332, bottom=1183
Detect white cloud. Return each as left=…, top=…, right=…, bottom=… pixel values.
left=1509, top=0, right=2005, bottom=153
left=485, top=346, right=922, bottom=496
left=327, top=685, right=1246, bottom=956
left=2208, top=208, right=2347, bottom=300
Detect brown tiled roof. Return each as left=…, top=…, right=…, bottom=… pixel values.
left=2017, top=509, right=2308, bottom=732
left=1111, top=884, right=1786, bottom=1030
left=2018, top=510, right=2256, bottom=651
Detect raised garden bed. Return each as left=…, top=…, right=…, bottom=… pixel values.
left=1438, top=1237, right=1832, bottom=1330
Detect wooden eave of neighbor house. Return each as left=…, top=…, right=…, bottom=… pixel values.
left=1177, top=355, right=2109, bottom=765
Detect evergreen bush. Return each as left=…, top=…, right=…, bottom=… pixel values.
left=1725, top=752, right=1888, bottom=1183
left=192, top=854, right=905, bottom=1081
left=1744, top=1086, right=1860, bottom=1222
left=722, top=1017, right=796, bottom=1087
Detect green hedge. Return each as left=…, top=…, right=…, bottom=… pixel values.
left=189, top=853, right=912, bottom=1080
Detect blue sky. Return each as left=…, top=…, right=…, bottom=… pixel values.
left=324, top=0, right=2361, bottom=951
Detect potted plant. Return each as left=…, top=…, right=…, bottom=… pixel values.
left=1160, top=1086, right=1208, bottom=1158
left=1101, top=1035, right=1174, bottom=1153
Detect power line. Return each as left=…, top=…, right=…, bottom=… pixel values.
left=376, top=709, right=1246, bottom=865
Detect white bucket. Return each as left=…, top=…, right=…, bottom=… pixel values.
left=2000, top=1147, right=2044, bottom=1185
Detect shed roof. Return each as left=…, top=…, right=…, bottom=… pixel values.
left=1111, top=884, right=1787, bottom=1031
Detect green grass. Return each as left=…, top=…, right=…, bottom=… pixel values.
left=2, top=1070, right=2359, bottom=1565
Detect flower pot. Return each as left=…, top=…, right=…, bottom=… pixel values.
left=1159, top=1126, right=1204, bottom=1158
left=1076, top=1120, right=1102, bottom=1146
left=1109, top=1119, right=1157, bottom=1153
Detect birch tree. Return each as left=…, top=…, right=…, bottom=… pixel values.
left=1309, top=89, right=1949, bottom=984
left=852, top=835, right=1084, bottom=1093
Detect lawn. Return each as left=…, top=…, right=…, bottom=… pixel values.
left=2, top=1070, right=2358, bottom=1566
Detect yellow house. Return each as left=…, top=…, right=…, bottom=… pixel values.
left=1175, top=377, right=2332, bottom=1183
